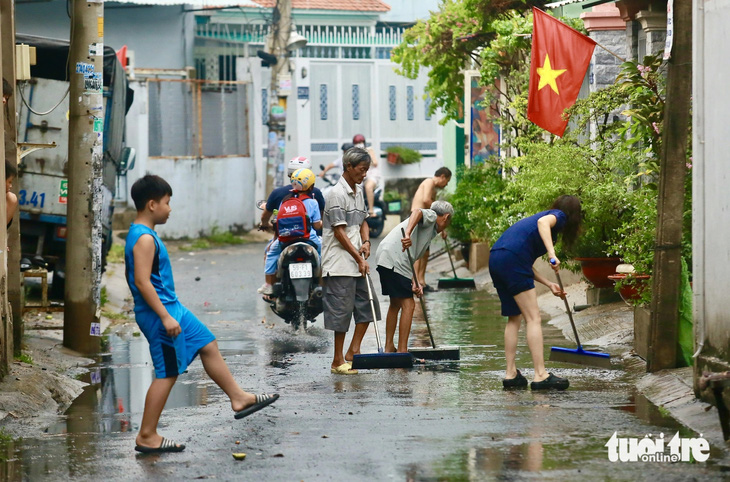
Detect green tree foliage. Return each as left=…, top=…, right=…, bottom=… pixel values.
left=392, top=0, right=546, bottom=124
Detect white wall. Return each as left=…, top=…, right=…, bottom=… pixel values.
left=693, top=0, right=730, bottom=365
left=146, top=156, right=255, bottom=239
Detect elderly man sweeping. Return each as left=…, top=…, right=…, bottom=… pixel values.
left=374, top=201, right=454, bottom=353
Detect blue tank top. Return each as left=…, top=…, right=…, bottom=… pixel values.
left=491, top=209, right=567, bottom=264
left=125, top=223, right=178, bottom=310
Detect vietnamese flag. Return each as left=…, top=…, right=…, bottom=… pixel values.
left=527, top=8, right=596, bottom=137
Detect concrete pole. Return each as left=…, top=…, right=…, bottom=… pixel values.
left=264, top=0, right=291, bottom=195
left=647, top=1, right=692, bottom=372
left=64, top=0, right=104, bottom=354
left=0, top=0, right=8, bottom=373
left=2, top=0, right=21, bottom=358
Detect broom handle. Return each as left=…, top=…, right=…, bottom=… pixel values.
left=364, top=271, right=384, bottom=353
left=444, top=238, right=459, bottom=278
left=550, top=259, right=583, bottom=349
left=402, top=228, right=437, bottom=348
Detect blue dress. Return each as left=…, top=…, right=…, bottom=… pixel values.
left=489, top=210, right=567, bottom=316
left=125, top=223, right=215, bottom=378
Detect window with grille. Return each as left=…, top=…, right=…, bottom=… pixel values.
left=389, top=85, right=396, bottom=121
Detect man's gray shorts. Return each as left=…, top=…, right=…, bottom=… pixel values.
left=323, top=276, right=381, bottom=332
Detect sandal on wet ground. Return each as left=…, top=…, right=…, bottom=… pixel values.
left=331, top=363, right=358, bottom=375
left=502, top=369, right=528, bottom=389
left=530, top=373, right=569, bottom=390
left=234, top=393, right=280, bottom=420
left=135, top=437, right=186, bottom=454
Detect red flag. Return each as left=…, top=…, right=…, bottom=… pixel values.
left=527, top=8, right=596, bottom=137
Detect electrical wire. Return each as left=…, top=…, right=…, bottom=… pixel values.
left=18, top=83, right=70, bottom=116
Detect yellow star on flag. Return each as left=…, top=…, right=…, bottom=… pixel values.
left=537, top=54, right=567, bottom=95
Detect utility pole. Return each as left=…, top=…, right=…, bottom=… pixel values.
left=2, top=0, right=21, bottom=359
left=647, top=1, right=692, bottom=372
left=64, top=0, right=104, bottom=354
left=0, top=0, right=9, bottom=373
left=264, top=0, right=292, bottom=195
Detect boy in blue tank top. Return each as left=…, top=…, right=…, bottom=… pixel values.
left=125, top=175, right=278, bottom=454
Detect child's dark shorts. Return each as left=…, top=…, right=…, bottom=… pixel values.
left=488, top=249, right=535, bottom=317
left=376, top=266, right=413, bottom=299
left=135, top=301, right=216, bottom=379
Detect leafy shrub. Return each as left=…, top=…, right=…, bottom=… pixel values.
left=447, top=162, right=515, bottom=243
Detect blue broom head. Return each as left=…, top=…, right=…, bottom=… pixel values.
left=351, top=352, right=413, bottom=369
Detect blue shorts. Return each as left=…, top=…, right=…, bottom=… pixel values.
left=135, top=301, right=216, bottom=379
left=488, top=249, right=535, bottom=317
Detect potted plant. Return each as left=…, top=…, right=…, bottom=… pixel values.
left=383, top=190, right=405, bottom=214
left=385, top=146, right=422, bottom=165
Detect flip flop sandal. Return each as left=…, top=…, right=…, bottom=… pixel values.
left=135, top=437, right=185, bottom=453
left=234, top=393, right=280, bottom=420
left=330, top=363, right=358, bottom=375
left=502, top=369, right=528, bottom=389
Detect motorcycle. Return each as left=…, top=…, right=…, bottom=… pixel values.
left=270, top=241, right=323, bottom=330
left=256, top=200, right=323, bottom=330
left=319, top=165, right=387, bottom=238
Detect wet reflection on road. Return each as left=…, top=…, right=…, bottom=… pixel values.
left=0, top=256, right=728, bottom=479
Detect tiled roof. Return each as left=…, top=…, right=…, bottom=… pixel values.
left=251, top=0, right=390, bottom=12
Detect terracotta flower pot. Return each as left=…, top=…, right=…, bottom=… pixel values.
left=387, top=152, right=401, bottom=165
left=575, top=257, right=622, bottom=288
left=607, top=273, right=651, bottom=305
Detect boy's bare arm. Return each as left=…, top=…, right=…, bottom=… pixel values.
left=133, top=235, right=181, bottom=337
left=313, top=220, right=323, bottom=230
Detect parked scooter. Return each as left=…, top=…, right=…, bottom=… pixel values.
left=365, top=187, right=387, bottom=239
left=256, top=200, right=323, bottom=330
left=318, top=165, right=387, bottom=238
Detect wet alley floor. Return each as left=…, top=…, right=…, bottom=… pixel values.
left=2, top=242, right=729, bottom=480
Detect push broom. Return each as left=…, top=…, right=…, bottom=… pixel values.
left=548, top=259, right=611, bottom=369
left=403, top=229, right=461, bottom=361
left=437, top=238, right=476, bottom=290
left=351, top=272, right=414, bottom=369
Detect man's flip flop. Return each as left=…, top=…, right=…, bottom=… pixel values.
left=135, top=437, right=185, bottom=453
left=234, top=393, right=280, bottom=420
left=330, top=363, right=358, bottom=375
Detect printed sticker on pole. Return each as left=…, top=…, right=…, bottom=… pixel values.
left=90, top=322, right=102, bottom=337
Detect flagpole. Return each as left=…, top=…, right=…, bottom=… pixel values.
left=595, top=41, right=626, bottom=63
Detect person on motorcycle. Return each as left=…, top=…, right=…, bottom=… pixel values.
left=352, top=134, right=381, bottom=217
left=319, top=142, right=353, bottom=179
left=259, top=157, right=325, bottom=231
left=375, top=201, right=453, bottom=353
left=258, top=168, right=322, bottom=298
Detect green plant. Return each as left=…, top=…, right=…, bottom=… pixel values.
left=100, top=286, right=108, bottom=308
left=106, top=244, right=124, bottom=264
left=385, top=146, right=422, bottom=164
left=447, top=162, right=515, bottom=243
left=14, top=353, right=33, bottom=365
left=101, top=310, right=130, bottom=322
left=180, top=227, right=246, bottom=251
left=383, top=190, right=403, bottom=203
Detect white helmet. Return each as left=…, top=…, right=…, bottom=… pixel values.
left=287, top=156, right=311, bottom=176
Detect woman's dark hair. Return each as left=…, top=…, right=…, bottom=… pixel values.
left=343, top=147, right=371, bottom=170
left=551, top=195, right=582, bottom=249
left=5, top=159, right=17, bottom=180
left=130, top=174, right=173, bottom=211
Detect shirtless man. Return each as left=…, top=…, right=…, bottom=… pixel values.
left=411, top=167, right=452, bottom=289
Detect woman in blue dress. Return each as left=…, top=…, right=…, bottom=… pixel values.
left=489, top=195, right=582, bottom=390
